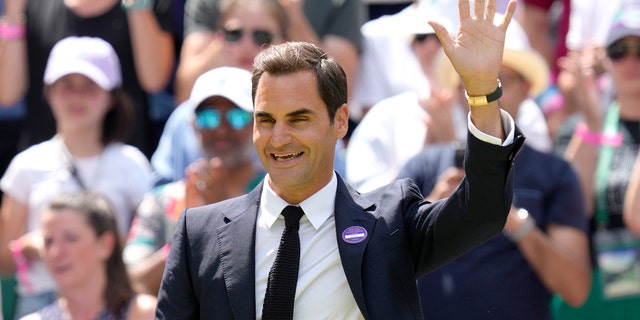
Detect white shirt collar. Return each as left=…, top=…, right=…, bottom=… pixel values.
left=260, top=172, right=337, bottom=230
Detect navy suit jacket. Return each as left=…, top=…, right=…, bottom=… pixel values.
left=156, top=131, right=525, bottom=320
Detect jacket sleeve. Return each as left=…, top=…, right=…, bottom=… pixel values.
left=409, top=128, right=525, bottom=277
left=155, top=209, right=200, bottom=320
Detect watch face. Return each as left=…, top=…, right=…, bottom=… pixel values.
left=516, top=208, right=529, bottom=220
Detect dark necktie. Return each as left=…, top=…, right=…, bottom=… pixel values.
left=262, top=205, right=305, bottom=320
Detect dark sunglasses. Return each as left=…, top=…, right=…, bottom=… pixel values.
left=195, top=108, right=252, bottom=131
left=224, top=28, right=274, bottom=46
left=607, top=39, right=640, bottom=61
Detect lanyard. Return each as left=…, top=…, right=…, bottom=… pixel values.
left=594, top=103, right=621, bottom=228
left=56, top=135, right=87, bottom=190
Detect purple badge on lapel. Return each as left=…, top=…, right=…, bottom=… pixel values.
left=342, top=226, right=368, bottom=244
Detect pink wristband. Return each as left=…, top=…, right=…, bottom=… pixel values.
left=161, top=244, right=170, bottom=261
left=574, top=123, right=623, bottom=147
left=0, top=21, right=26, bottom=40
left=9, top=241, right=34, bottom=294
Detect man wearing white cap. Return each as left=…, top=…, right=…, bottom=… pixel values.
left=123, top=67, right=265, bottom=296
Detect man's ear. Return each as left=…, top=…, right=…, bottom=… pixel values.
left=334, top=104, right=349, bottom=139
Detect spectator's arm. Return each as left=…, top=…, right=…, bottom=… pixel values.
left=0, top=195, right=27, bottom=276
left=173, top=31, right=225, bottom=104
left=624, top=154, right=640, bottom=235
left=0, top=0, right=28, bottom=106
left=517, top=1, right=554, bottom=68
left=125, top=7, right=176, bottom=92
left=560, top=52, right=603, bottom=217
left=505, top=207, right=591, bottom=306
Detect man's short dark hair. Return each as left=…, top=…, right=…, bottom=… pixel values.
left=251, top=41, right=347, bottom=124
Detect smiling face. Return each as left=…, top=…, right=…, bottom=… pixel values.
left=253, top=71, right=348, bottom=204
left=41, top=208, right=113, bottom=292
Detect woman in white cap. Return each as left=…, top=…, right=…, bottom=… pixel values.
left=0, top=36, right=153, bottom=318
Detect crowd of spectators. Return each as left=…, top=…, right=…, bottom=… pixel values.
left=2, top=0, right=640, bottom=319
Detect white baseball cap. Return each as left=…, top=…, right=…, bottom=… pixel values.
left=606, top=4, right=640, bottom=47
left=44, top=36, right=122, bottom=90
left=189, top=67, right=253, bottom=113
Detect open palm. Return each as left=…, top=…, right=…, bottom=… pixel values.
left=430, top=0, right=517, bottom=92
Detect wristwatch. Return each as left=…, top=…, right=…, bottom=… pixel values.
left=503, top=208, right=535, bottom=242
left=121, top=0, right=153, bottom=11
left=465, top=80, right=503, bottom=107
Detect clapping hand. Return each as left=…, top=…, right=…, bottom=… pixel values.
left=185, top=157, right=231, bottom=208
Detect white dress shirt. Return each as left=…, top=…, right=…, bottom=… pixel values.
left=255, top=111, right=515, bottom=318
left=256, top=174, right=364, bottom=320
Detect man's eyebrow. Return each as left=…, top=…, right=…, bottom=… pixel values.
left=255, top=108, right=314, bottom=118
left=287, top=108, right=313, bottom=117
left=255, top=111, right=272, bottom=118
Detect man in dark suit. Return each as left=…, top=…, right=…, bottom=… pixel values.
left=156, top=1, right=524, bottom=319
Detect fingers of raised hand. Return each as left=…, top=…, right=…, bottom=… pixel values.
left=474, top=0, right=487, bottom=20
left=498, top=0, right=518, bottom=31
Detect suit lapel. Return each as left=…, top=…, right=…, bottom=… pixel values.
left=334, top=177, right=375, bottom=319
left=217, top=185, right=262, bottom=319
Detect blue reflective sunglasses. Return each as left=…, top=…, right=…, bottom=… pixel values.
left=195, top=108, right=252, bottom=130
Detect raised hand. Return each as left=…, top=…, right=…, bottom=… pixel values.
left=428, top=0, right=518, bottom=139
left=429, top=0, right=517, bottom=95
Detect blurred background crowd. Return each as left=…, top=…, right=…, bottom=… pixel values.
left=2, top=0, right=640, bottom=319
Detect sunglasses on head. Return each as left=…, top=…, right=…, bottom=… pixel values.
left=195, top=108, right=252, bottom=131
left=607, top=39, right=640, bottom=61
left=224, top=28, right=274, bottom=46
